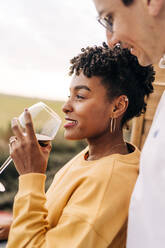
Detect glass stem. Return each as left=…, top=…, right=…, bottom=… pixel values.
left=0, top=156, right=12, bottom=174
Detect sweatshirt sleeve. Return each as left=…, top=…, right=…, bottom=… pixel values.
left=6, top=173, right=107, bottom=248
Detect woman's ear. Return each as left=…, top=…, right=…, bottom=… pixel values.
left=112, top=95, right=128, bottom=119
left=147, top=0, right=164, bottom=16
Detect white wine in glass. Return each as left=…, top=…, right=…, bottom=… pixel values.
left=0, top=101, right=62, bottom=191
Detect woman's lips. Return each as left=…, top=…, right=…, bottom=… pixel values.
left=64, top=119, right=78, bottom=128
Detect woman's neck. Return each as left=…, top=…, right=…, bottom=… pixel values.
left=86, top=130, right=128, bottom=161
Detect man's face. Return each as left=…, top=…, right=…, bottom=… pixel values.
left=93, top=0, right=164, bottom=66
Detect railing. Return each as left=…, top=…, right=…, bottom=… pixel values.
left=130, top=82, right=165, bottom=149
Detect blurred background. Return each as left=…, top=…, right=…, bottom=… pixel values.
left=0, top=0, right=165, bottom=212
left=0, top=0, right=106, bottom=211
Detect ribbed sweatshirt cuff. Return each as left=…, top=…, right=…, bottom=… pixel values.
left=17, top=173, right=46, bottom=197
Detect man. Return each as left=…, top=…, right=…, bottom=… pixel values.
left=94, top=0, right=165, bottom=66
left=93, top=0, right=165, bottom=247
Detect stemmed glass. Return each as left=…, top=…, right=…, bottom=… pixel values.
left=0, top=101, right=62, bottom=192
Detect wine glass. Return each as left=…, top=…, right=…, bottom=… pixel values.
left=0, top=101, right=62, bottom=192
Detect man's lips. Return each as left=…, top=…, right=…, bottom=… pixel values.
left=64, top=118, right=78, bottom=128
left=130, top=47, right=137, bottom=56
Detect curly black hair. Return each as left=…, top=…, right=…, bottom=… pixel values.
left=69, top=43, right=155, bottom=127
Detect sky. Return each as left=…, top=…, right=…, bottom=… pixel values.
left=0, top=0, right=106, bottom=101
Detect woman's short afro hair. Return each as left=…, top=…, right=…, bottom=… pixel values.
left=69, top=42, right=155, bottom=127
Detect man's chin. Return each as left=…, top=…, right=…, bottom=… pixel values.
left=130, top=49, right=150, bottom=66
left=137, top=55, right=153, bottom=67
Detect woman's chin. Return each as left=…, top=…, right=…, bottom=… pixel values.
left=64, top=133, right=82, bottom=141
left=64, top=134, right=77, bottom=140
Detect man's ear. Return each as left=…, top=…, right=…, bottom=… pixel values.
left=147, top=0, right=164, bottom=16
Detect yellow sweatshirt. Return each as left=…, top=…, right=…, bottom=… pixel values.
left=7, top=145, right=140, bottom=248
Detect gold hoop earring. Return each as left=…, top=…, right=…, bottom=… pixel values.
left=110, top=118, right=116, bottom=133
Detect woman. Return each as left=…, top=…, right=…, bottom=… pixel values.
left=7, top=44, right=154, bottom=247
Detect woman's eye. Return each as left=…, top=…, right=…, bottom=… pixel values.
left=76, top=95, right=84, bottom=99
left=67, top=94, right=85, bottom=100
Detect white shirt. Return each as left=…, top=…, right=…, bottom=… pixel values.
left=127, top=91, right=165, bottom=248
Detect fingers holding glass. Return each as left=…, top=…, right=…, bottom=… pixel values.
left=11, top=118, right=25, bottom=141
left=24, top=109, right=37, bottom=141
left=9, top=136, right=17, bottom=146
left=0, top=102, right=61, bottom=185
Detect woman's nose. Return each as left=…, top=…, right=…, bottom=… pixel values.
left=62, top=100, right=73, bottom=114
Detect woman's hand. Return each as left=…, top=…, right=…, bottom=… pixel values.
left=0, top=212, right=12, bottom=241
left=0, top=223, right=11, bottom=240
left=9, top=109, right=52, bottom=175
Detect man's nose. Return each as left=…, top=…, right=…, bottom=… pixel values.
left=106, top=30, right=120, bottom=49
